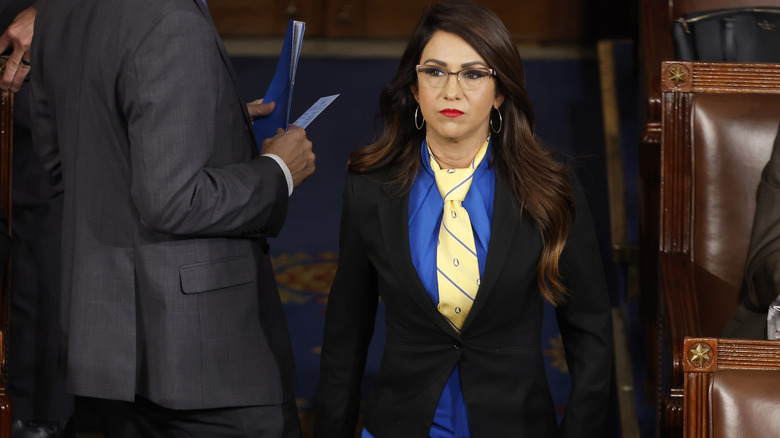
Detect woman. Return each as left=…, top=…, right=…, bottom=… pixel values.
left=314, top=1, right=613, bottom=437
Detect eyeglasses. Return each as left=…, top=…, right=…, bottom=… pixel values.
left=415, top=64, right=495, bottom=90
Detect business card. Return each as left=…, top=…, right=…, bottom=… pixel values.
left=292, top=94, right=340, bottom=129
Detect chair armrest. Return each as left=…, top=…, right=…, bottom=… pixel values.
left=660, top=251, right=702, bottom=377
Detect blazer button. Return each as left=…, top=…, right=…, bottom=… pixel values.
left=453, top=342, right=462, bottom=350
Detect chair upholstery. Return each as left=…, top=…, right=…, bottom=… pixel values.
left=691, top=93, right=780, bottom=336
left=683, top=337, right=780, bottom=438
left=658, top=60, right=780, bottom=436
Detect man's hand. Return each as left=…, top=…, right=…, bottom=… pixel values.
left=0, top=6, right=35, bottom=92
left=261, top=126, right=315, bottom=188
left=247, top=98, right=275, bottom=121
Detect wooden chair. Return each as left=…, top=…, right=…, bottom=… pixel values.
left=639, top=1, right=780, bottom=411
left=0, top=78, right=13, bottom=436
left=658, top=60, right=780, bottom=436
left=682, top=337, right=780, bottom=437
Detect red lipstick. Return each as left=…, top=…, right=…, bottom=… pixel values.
left=440, top=109, right=464, bottom=118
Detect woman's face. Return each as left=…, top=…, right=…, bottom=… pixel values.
left=412, top=30, right=504, bottom=148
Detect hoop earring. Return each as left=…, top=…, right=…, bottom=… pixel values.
left=490, top=107, right=503, bottom=134
left=414, top=105, right=425, bottom=130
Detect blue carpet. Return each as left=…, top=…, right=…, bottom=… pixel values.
left=231, top=51, right=649, bottom=435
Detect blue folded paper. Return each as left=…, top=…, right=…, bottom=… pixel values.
left=252, top=20, right=305, bottom=150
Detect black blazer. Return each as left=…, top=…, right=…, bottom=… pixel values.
left=315, top=164, right=613, bottom=437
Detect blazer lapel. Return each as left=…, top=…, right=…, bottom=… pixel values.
left=377, top=182, right=458, bottom=334
left=460, top=175, right=524, bottom=333
left=193, top=0, right=258, bottom=148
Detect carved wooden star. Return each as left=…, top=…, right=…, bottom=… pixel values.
left=690, top=342, right=711, bottom=367
left=668, top=66, right=688, bottom=86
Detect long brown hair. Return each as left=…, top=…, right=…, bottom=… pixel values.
left=349, top=0, right=575, bottom=306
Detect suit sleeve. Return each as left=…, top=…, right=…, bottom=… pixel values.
left=314, top=174, right=379, bottom=438
left=555, top=170, right=614, bottom=438
left=122, top=10, right=288, bottom=237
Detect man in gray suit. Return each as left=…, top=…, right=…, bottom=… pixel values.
left=30, top=0, right=315, bottom=436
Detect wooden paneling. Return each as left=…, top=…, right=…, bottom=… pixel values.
left=482, top=0, right=585, bottom=42
left=324, top=0, right=424, bottom=38
left=208, top=0, right=326, bottom=37
left=672, top=0, right=780, bottom=18
left=210, top=0, right=588, bottom=42
left=324, top=0, right=585, bottom=40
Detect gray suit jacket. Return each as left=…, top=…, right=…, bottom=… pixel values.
left=31, top=0, right=295, bottom=409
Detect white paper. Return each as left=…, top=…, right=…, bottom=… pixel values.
left=769, top=303, right=780, bottom=340
left=292, top=94, right=339, bottom=129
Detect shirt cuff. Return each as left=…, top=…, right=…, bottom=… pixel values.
left=262, top=153, right=293, bottom=197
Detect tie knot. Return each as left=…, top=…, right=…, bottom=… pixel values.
left=426, top=137, right=490, bottom=203
left=435, top=168, right=473, bottom=202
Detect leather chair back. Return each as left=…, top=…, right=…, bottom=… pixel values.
left=691, top=94, right=780, bottom=336
left=711, top=369, right=780, bottom=437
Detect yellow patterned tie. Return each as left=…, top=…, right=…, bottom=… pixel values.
left=429, top=138, right=489, bottom=334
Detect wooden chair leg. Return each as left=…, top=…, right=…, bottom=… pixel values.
left=0, top=83, right=14, bottom=438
